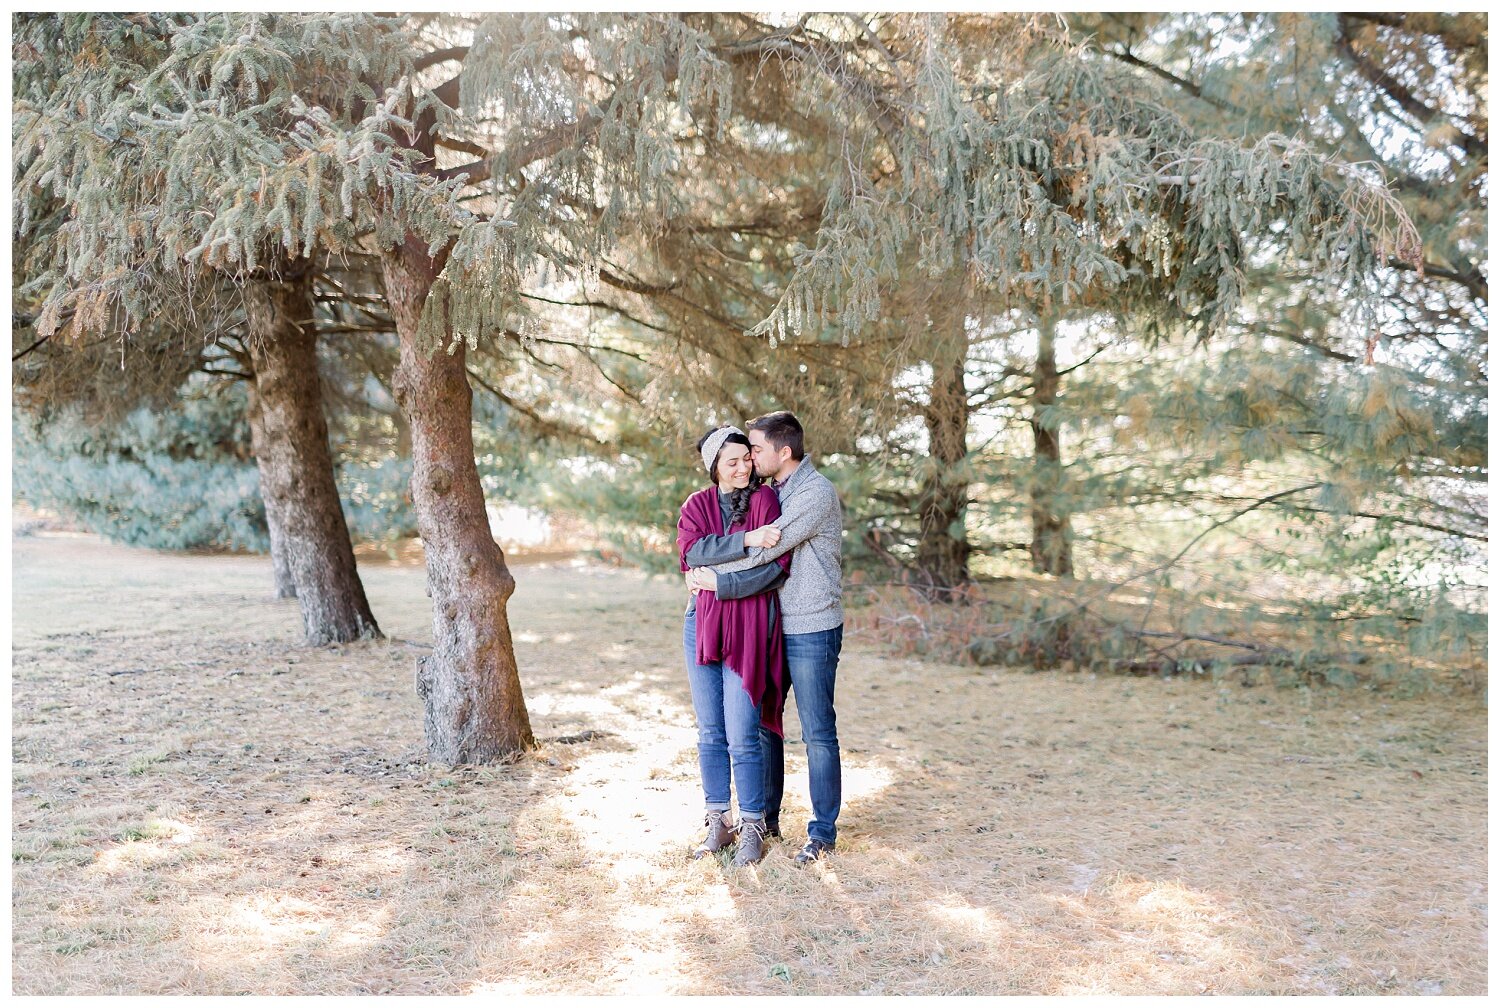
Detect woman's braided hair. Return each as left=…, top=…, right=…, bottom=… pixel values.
left=696, top=428, right=762, bottom=529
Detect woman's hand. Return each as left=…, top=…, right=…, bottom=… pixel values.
left=744, top=525, right=782, bottom=549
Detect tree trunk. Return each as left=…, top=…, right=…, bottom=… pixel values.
left=914, top=299, right=972, bottom=592
left=261, top=483, right=297, bottom=599
left=393, top=409, right=413, bottom=458
left=1029, top=316, right=1075, bottom=578
left=381, top=235, right=535, bottom=763
left=243, top=265, right=382, bottom=643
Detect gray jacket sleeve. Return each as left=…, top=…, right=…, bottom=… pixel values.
left=714, top=561, right=788, bottom=601
left=740, top=482, right=840, bottom=566
left=684, top=531, right=747, bottom=568
left=701, top=483, right=838, bottom=575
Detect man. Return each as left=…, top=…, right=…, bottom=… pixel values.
left=684, top=411, right=844, bottom=865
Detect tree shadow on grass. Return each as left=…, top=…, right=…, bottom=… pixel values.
left=13, top=733, right=580, bottom=994
left=733, top=654, right=1487, bottom=996
left=12, top=542, right=1483, bottom=996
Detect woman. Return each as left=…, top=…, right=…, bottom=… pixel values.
left=676, top=426, right=791, bottom=867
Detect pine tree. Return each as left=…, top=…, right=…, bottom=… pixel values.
left=502, top=14, right=1420, bottom=592
left=482, top=13, right=1471, bottom=680
left=12, top=13, right=383, bottom=642
left=16, top=12, right=1455, bottom=737
left=1055, top=12, right=1487, bottom=675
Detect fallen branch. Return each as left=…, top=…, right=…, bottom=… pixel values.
left=1110, top=650, right=1370, bottom=676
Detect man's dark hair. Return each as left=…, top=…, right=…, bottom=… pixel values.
left=747, top=410, right=805, bottom=460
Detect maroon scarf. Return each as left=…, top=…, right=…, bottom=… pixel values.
left=677, top=483, right=791, bottom=736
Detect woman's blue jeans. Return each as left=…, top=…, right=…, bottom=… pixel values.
left=683, top=611, right=765, bottom=819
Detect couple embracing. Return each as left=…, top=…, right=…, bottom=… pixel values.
left=676, top=411, right=844, bottom=868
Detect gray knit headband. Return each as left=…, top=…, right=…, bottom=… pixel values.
left=700, top=425, right=745, bottom=476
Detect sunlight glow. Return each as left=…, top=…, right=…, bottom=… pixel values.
left=1119, top=879, right=1226, bottom=923
left=696, top=882, right=738, bottom=919
left=468, top=979, right=532, bottom=996
left=93, top=818, right=198, bottom=874
left=228, top=894, right=331, bottom=942
left=602, top=944, right=687, bottom=991
left=839, top=762, right=894, bottom=802
left=934, top=902, right=997, bottom=930
left=210, top=892, right=391, bottom=951
left=486, top=505, right=550, bottom=547
left=612, top=902, right=674, bottom=933
left=526, top=692, right=622, bottom=719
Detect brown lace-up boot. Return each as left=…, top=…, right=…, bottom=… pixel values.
left=691, top=809, right=737, bottom=860
left=732, top=816, right=769, bottom=867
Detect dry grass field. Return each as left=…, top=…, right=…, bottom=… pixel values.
left=10, top=528, right=1487, bottom=995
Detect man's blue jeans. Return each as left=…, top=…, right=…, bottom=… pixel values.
left=760, top=625, right=843, bottom=846
left=683, top=612, right=765, bottom=819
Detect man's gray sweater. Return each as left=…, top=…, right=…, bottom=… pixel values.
left=689, top=459, right=843, bottom=635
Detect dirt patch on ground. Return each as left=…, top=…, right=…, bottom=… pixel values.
left=10, top=532, right=1487, bottom=994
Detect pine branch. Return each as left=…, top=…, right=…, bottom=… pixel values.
left=519, top=291, right=672, bottom=335
left=317, top=324, right=396, bottom=336
left=1106, top=39, right=1464, bottom=205
left=1334, top=15, right=1486, bottom=160
left=465, top=365, right=602, bottom=444
left=1262, top=326, right=1361, bottom=363
left=437, top=116, right=602, bottom=186
left=597, top=268, right=678, bottom=295
left=312, top=292, right=388, bottom=307
left=719, top=31, right=907, bottom=147
left=1111, top=648, right=1368, bottom=675
left=429, top=72, right=463, bottom=110
left=500, top=325, right=651, bottom=363
left=198, top=365, right=253, bottom=380
left=12, top=333, right=51, bottom=362
left=1345, top=12, right=1486, bottom=55
left=1107, top=46, right=1234, bottom=111
left=1386, top=258, right=1487, bottom=304
left=414, top=45, right=469, bottom=74
left=969, top=541, right=1032, bottom=554
left=598, top=271, right=747, bottom=339
left=1058, top=346, right=1109, bottom=377
left=435, top=135, right=492, bottom=159
left=1342, top=12, right=1403, bottom=29
left=1252, top=501, right=1486, bottom=543
left=846, top=13, right=907, bottom=89
left=969, top=382, right=1035, bottom=411
left=435, top=46, right=690, bottom=187
left=1129, top=628, right=1337, bottom=652
left=1324, top=102, right=1447, bottom=200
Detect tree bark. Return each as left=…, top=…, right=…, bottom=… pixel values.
left=914, top=299, right=972, bottom=591
left=261, top=482, right=297, bottom=599
left=381, top=234, right=535, bottom=763
left=1029, top=316, right=1075, bottom=578
left=392, top=406, right=413, bottom=458
left=243, top=265, right=381, bottom=643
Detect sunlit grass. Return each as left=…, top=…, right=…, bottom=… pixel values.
left=10, top=530, right=1487, bottom=995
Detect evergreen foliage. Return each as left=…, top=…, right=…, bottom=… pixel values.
left=735, top=15, right=1419, bottom=348
left=14, top=14, right=455, bottom=333
left=447, top=13, right=1478, bottom=689
left=12, top=380, right=268, bottom=551
left=11, top=12, right=1482, bottom=694
left=13, top=376, right=419, bottom=552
